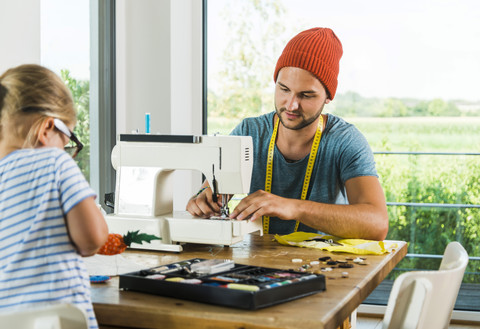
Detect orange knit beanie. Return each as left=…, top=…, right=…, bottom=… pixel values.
left=274, top=27, right=343, bottom=100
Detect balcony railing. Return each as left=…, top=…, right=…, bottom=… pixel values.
left=371, top=150, right=480, bottom=311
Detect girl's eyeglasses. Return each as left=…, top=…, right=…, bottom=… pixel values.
left=53, top=118, right=83, bottom=158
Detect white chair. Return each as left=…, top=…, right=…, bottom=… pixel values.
left=0, top=304, right=88, bottom=329
left=382, top=241, right=469, bottom=329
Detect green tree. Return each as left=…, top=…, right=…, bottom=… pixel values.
left=411, top=100, right=429, bottom=116
left=208, top=0, right=287, bottom=125
left=60, top=70, right=90, bottom=181
left=380, top=98, right=408, bottom=117
left=427, top=98, right=461, bottom=116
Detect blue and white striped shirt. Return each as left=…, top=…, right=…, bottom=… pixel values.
left=0, top=148, right=98, bottom=329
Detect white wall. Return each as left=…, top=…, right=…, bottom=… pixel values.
left=0, top=0, right=40, bottom=74
left=116, top=0, right=203, bottom=210
left=1, top=0, right=203, bottom=209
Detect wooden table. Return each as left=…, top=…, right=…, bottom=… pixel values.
left=91, top=234, right=407, bottom=329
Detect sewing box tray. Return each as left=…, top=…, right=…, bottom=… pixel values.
left=119, top=258, right=326, bottom=310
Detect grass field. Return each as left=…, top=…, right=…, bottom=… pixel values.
left=209, top=116, right=480, bottom=153
left=347, top=116, right=480, bottom=153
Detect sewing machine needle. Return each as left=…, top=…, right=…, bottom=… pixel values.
left=220, top=194, right=230, bottom=218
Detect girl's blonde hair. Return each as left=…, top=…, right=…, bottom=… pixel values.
left=0, top=64, right=76, bottom=147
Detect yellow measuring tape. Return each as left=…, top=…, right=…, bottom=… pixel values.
left=263, top=115, right=324, bottom=234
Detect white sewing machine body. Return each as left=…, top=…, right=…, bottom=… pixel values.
left=105, top=134, right=262, bottom=252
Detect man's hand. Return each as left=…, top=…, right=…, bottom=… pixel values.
left=229, top=176, right=388, bottom=241
left=186, top=185, right=221, bottom=218
left=229, top=190, right=299, bottom=222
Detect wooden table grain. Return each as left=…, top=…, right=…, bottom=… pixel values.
left=91, top=234, right=407, bottom=329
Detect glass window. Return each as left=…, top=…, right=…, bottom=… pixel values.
left=40, top=0, right=90, bottom=180
left=207, top=0, right=480, bottom=311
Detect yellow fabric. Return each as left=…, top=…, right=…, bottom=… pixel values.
left=274, top=232, right=397, bottom=255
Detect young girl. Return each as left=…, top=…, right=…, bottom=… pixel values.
left=0, top=64, right=108, bottom=329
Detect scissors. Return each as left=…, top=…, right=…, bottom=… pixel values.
left=305, top=238, right=343, bottom=246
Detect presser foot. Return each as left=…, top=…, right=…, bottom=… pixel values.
left=209, top=215, right=232, bottom=220
left=220, top=195, right=230, bottom=218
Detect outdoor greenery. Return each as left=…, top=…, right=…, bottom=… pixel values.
left=349, top=115, right=480, bottom=282
left=330, top=91, right=479, bottom=118
left=61, top=70, right=90, bottom=181
left=208, top=0, right=286, bottom=121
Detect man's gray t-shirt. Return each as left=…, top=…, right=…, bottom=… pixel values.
left=230, top=111, right=377, bottom=234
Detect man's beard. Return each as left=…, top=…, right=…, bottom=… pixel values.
left=275, top=105, right=324, bottom=130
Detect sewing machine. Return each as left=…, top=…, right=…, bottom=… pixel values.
left=104, top=134, right=263, bottom=252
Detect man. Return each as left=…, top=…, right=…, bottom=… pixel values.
left=187, top=27, right=388, bottom=241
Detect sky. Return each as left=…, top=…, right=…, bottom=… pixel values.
left=41, top=0, right=480, bottom=102
left=208, top=0, right=480, bottom=102
left=40, top=0, right=90, bottom=80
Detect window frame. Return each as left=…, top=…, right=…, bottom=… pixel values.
left=89, top=0, right=116, bottom=210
